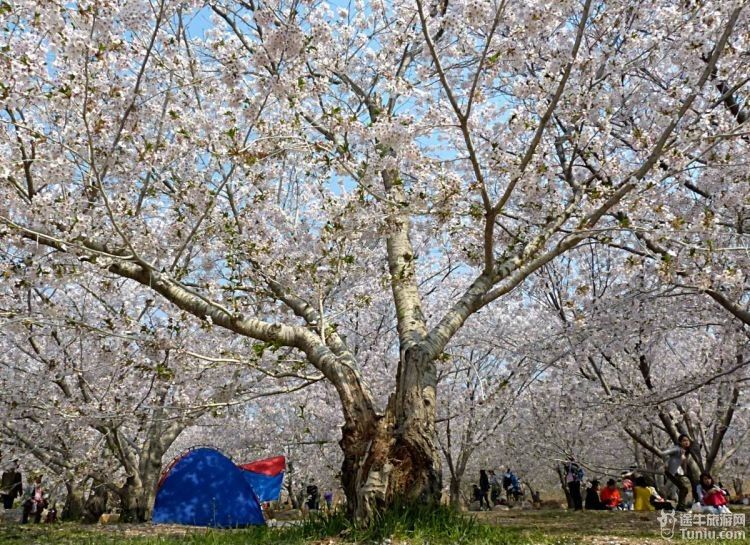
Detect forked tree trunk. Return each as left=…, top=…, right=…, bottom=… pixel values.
left=339, top=349, right=442, bottom=523
left=117, top=450, right=163, bottom=523
left=97, top=402, right=184, bottom=521
left=340, top=404, right=442, bottom=522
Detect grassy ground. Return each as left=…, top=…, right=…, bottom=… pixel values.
left=0, top=506, right=748, bottom=545
left=476, top=508, right=749, bottom=544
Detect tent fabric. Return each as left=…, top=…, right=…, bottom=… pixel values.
left=239, top=456, right=285, bottom=502
left=239, top=456, right=285, bottom=476
left=153, top=448, right=265, bottom=527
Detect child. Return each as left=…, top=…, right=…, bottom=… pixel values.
left=621, top=473, right=634, bottom=510
left=44, top=504, right=57, bottom=523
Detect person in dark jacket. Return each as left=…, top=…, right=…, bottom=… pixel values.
left=306, top=481, right=320, bottom=510
left=564, top=458, right=584, bottom=510
left=472, top=484, right=483, bottom=504
left=1, top=462, right=23, bottom=509
left=585, top=480, right=607, bottom=510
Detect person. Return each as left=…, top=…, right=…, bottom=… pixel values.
left=563, top=458, right=584, bottom=510
left=479, top=470, right=491, bottom=510
left=696, top=473, right=731, bottom=514
left=502, top=469, right=513, bottom=496
left=21, top=475, right=48, bottom=524
left=649, top=489, right=675, bottom=511
left=44, top=503, right=57, bottom=523
left=472, top=484, right=483, bottom=508
left=633, top=476, right=655, bottom=512
left=585, top=480, right=607, bottom=510
left=323, top=490, right=333, bottom=510
left=489, top=470, right=501, bottom=505
left=600, top=479, right=622, bottom=509
left=531, top=489, right=541, bottom=504
left=634, top=476, right=674, bottom=511
left=1, top=462, right=23, bottom=509
left=621, top=473, right=634, bottom=510
left=660, top=434, right=694, bottom=511
left=717, top=481, right=731, bottom=499
left=510, top=472, right=522, bottom=501
left=503, top=469, right=521, bottom=502
left=306, top=480, right=320, bottom=511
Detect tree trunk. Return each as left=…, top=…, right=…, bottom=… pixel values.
left=284, top=460, right=301, bottom=509
left=83, top=480, right=109, bottom=523
left=340, top=404, right=442, bottom=523
left=555, top=464, right=572, bottom=508
left=61, top=482, right=85, bottom=522
left=391, top=347, right=442, bottom=507
left=340, top=350, right=442, bottom=523
left=135, top=436, right=167, bottom=521
left=732, top=477, right=743, bottom=497
left=686, top=458, right=701, bottom=502
left=439, top=407, right=473, bottom=510
left=117, top=475, right=158, bottom=522
left=449, top=474, right=463, bottom=508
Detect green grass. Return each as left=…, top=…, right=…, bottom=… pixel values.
left=0, top=506, right=567, bottom=545
left=298, top=503, right=564, bottom=544
left=0, top=526, right=565, bottom=545
left=1, top=505, right=748, bottom=545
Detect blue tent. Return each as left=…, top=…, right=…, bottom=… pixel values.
left=152, top=447, right=265, bottom=527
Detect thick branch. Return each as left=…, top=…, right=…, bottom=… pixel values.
left=705, top=289, right=750, bottom=326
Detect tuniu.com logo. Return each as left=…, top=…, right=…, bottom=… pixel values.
left=657, top=509, right=746, bottom=541
left=657, top=510, right=677, bottom=539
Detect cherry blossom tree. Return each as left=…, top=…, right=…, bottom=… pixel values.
left=0, top=274, right=324, bottom=520
left=534, top=247, right=749, bottom=490
left=1, top=0, right=749, bottom=521
left=435, top=300, right=551, bottom=506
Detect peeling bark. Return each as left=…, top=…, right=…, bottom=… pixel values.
left=341, top=388, right=442, bottom=523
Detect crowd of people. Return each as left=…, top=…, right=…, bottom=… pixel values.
left=1, top=462, right=57, bottom=524
left=563, top=435, right=737, bottom=514
left=472, top=468, right=526, bottom=510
